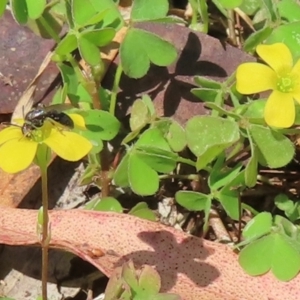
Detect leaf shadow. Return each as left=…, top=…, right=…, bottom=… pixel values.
left=103, top=30, right=228, bottom=122
left=114, top=230, right=220, bottom=292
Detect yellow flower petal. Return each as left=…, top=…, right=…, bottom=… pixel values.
left=44, top=129, right=92, bottom=161
left=12, top=118, right=25, bottom=126
left=68, top=113, right=87, bottom=130
left=256, top=43, right=293, bottom=73
left=264, top=90, right=295, bottom=128
left=0, top=138, right=37, bottom=173
left=236, top=63, right=277, bottom=94
left=0, top=127, right=23, bottom=145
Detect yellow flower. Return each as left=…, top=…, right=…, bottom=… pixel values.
left=236, top=43, right=300, bottom=128
left=0, top=113, right=92, bottom=173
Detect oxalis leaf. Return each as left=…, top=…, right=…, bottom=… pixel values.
left=10, top=0, right=28, bottom=24
left=216, top=0, right=243, bottom=9
left=77, top=35, right=101, bottom=66
left=186, top=116, right=239, bottom=169
left=71, top=0, right=122, bottom=29
left=80, top=28, right=116, bottom=47
left=136, top=127, right=171, bottom=150
left=130, top=99, right=151, bottom=131
left=120, top=28, right=177, bottom=78
left=11, top=0, right=46, bottom=23
left=131, top=0, right=169, bottom=21
left=128, top=153, right=159, bottom=196
left=218, top=171, right=245, bottom=220
left=239, top=232, right=300, bottom=281
left=0, top=0, right=7, bottom=18
left=249, top=125, right=294, bottom=168
left=27, top=0, right=46, bottom=19
left=278, top=0, right=300, bottom=22
left=72, top=0, right=97, bottom=26
left=135, top=147, right=178, bottom=173
left=175, top=190, right=212, bottom=232
left=266, top=22, right=300, bottom=60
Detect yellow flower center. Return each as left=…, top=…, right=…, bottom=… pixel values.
left=30, top=128, right=46, bottom=143
left=24, top=122, right=53, bottom=143
left=277, top=74, right=294, bottom=93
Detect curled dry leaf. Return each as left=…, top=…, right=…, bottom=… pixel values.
left=0, top=207, right=299, bottom=300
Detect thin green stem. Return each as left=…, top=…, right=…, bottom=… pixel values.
left=88, top=152, right=101, bottom=165
left=227, top=9, right=237, bottom=45
left=257, top=175, right=275, bottom=185
left=39, top=15, right=61, bottom=43
left=159, top=174, right=200, bottom=180
left=45, top=0, right=60, bottom=9
left=188, top=0, right=198, bottom=25
left=226, top=70, right=237, bottom=86
left=198, top=0, right=209, bottom=33
left=99, top=142, right=110, bottom=198
left=109, top=63, right=123, bottom=115
left=68, top=55, right=88, bottom=87
left=241, top=203, right=259, bottom=216
left=40, top=167, right=49, bottom=300
left=189, top=0, right=209, bottom=33
left=211, top=91, right=224, bottom=117
left=177, top=156, right=196, bottom=167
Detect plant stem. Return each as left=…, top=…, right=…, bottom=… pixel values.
left=189, top=0, right=209, bottom=33
left=39, top=15, right=61, bottom=43
left=68, top=55, right=88, bottom=87
left=177, top=156, right=196, bottom=167
left=40, top=167, right=49, bottom=300
left=241, top=203, right=259, bottom=216
left=45, top=0, right=60, bottom=9
left=227, top=9, right=237, bottom=46
left=109, top=63, right=123, bottom=115
left=198, top=0, right=209, bottom=33
left=188, top=0, right=198, bottom=26
left=159, top=174, right=200, bottom=180
left=99, top=142, right=110, bottom=198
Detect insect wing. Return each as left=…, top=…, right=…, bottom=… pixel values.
left=43, top=104, right=74, bottom=113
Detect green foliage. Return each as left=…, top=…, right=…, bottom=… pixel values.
left=131, top=0, right=169, bottom=21
left=239, top=0, right=261, bottom=15
left=176, top=163, right=244, bottom=230
left=4, top=0, right=300, bottom=287
left=10, top=0, right=46, bottom=23
left=119, top=0, right=177, bottom=78
left=214, top=0, right=243, bottom=10
left=104, top=260, right=181, bottom=300
left=120, top=28, right=177, bottom=78
left=176, top=191, right=212, bottom=230
left=266, top=22, right=300, bottom=60
left=191, top=76, right=222, bottom=102
left=115, top=127, right=178, bottom=196
left=238, top=213, right=300, bottom=281
left=0, top=0, right=7, bottom=18
left=278, top=0, right=300, bottom=22
left=274, top=194, right=300, bottom=222
left=129, top=202, right=157, bottom=221
left=186, top=116, right=240, bottom=170
left=244, top=129, right=258, bottom=188
left=75, top=109, right=120, bottom=154
left=249, top=125, right=294, bottom=168
left=85, top=196, right=123, bottom=212
left=237, top=0, right=300, bottom=57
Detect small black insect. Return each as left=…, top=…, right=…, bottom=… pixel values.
left=22, top=104, right=74, bottom=137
